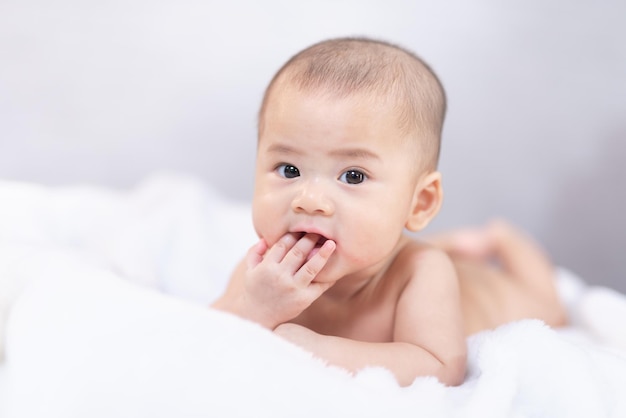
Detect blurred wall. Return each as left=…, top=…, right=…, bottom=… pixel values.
left=1, top=1, right=625, bottom=291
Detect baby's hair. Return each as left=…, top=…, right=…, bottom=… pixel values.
left=258, top=37, right=447, bottom=170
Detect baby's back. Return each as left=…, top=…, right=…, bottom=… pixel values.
left=456, top=257, right=566, bottom=335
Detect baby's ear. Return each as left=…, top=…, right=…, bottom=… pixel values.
left=405, top=171, right=443, bottom=232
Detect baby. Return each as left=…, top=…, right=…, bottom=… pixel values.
left=212, top=37, right=566, bottom=386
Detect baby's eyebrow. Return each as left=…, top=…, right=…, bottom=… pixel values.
left=329, top=148, right=381, bottom=161
left=266, top=143, right=301, bottom=155
left=265, top=143, right=381, bottom=161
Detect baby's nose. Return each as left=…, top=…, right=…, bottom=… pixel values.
left=291, top=182, right=334, bottom=215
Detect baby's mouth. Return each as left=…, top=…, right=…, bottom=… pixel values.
left=314, top=234, right=328, bottom=248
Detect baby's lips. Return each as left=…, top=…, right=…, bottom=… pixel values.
left=292, top=231, right=325, bottom=244
left=302, top=233, right=324, bottom=249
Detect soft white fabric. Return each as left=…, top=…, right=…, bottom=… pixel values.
left=1, top=174, right=625, bottom=417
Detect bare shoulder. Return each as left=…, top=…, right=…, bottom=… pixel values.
left=392, top=236, right=461, bottom=318
left=394, top=235, right=457, bottom=284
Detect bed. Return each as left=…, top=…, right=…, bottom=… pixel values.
left=1, top=173, right=625, bottom=417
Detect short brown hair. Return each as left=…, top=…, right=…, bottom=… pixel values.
left=258, top=37, right=447, bottom=170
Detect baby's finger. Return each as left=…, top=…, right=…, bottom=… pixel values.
left=245, top=239, right=268, bottom=269
left=263, top=233, right=299, bottom=263
left=281, top=234, right=320, bottom=272
left=293, top=239, right=336, bottom=287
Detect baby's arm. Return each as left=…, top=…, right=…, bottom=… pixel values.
left=212, top=233, right=336, bottom=329
left=275, top=247, right=467, bottom=387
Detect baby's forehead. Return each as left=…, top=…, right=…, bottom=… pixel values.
left=263, top=82, right=423, bottom=143
left=268, top=80, right=403, bottom=119
left=263, top=87, right=421, bottom=152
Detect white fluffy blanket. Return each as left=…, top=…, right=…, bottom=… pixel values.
left=1, top=174, right=626, bottom=417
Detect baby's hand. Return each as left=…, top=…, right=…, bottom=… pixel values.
left=241, top=233, right=336, bottom=329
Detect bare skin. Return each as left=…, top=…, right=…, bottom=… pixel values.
left=429, top=219, right=568, bottom=335
left=213, top=220, right=567, bottom=387
left=215, top=233, right=467, bottom=387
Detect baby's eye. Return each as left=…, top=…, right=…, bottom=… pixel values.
left=276, top=164, right=300, bottom=179
left=339, top=170, right=366, bottom=185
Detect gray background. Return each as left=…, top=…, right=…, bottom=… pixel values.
left=1, top=1, right=625, bottom=291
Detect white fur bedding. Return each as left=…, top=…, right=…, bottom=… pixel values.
left=1, top=174, right=626, bottom=417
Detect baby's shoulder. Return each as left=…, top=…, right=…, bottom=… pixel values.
left=394, top=235, right=454, bottom=270
left=384, top=236, right=456, bottom=290
left=384, top=237, right=458, bottom=297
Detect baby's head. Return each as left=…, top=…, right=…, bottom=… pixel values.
left=258, top=37, right=447, bottom=172
left=252, top=38, right=448, bottom=282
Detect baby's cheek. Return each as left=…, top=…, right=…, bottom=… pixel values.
left=345, top=231, right=398, bottom=265
left=253, top=221, right=282, bottom=250
left=252, top=212, right=272, bottom=240
left=252, top=201, right=284, bottom=242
